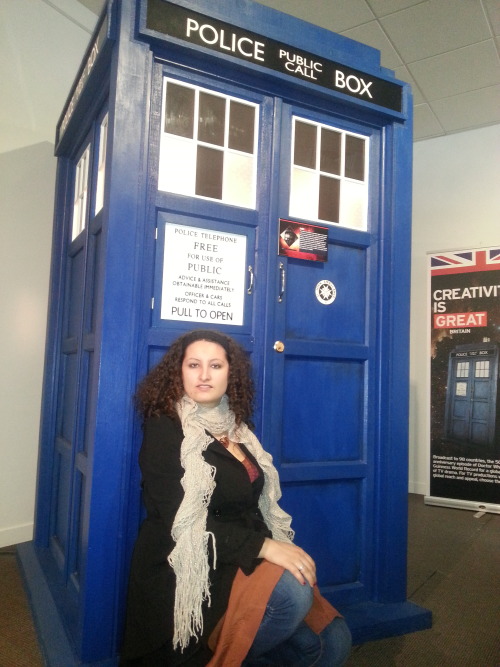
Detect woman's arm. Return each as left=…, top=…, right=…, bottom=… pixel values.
left=205, top=512, right=270, bottom=573
left=139, top=416, right=185, bottom=549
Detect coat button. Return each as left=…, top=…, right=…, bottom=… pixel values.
left=213, top=509, right=221, bottom=517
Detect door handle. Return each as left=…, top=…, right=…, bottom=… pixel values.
left=278, top=262, right=286, bottom=302
left=247, top=265, right=254, bottom=295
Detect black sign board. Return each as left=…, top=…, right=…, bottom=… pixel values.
left=451, top=348, right=496, bottom=358
left=146, top=0, right=403, bottom=113
left=278, top=219, right=328, bottom=263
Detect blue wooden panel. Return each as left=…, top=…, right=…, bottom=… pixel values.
left=82, top=350, right=95, bottom=455
left=286, top=242, right=367, bottom=344
left=67, top=244, right=85, bottom=338
left=281, top=480, right=362, bottom=589
left=453, top=399, right=467, bottom=418
left=69, top=469, right=84, bottom=591
left=451, top=420, right=466, bottom=440
left=282, top=357, right=365, bottom=462
left=60, top=354, right=78, bottom=442
left=54, top=449, right=71, bottom=554
left=89, top=227, right=103, bottom=332
left=474, top=382, right=489, bottom=401
left=74, top=465, right=89, bottom=586
left=471, top=422, right=488, bottom=443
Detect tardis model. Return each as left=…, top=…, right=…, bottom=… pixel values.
left=445, top=341, right=500, bottom=449
left=19, top=0, right=431, bottom=664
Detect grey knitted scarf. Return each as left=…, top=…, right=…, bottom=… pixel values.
left=169, top=394, right=294, bottom=651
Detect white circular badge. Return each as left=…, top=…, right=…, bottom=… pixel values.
left=315, top=280, right=337, bottom=305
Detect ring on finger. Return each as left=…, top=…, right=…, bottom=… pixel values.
left=298, top=564, right=304, bottom=572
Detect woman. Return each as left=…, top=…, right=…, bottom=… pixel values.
left=121, top=329, right=351, bottom=666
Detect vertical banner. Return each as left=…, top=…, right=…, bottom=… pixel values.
left=428, top=247, right=500, bottom=510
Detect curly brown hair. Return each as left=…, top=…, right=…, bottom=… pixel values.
left=135, top=329, right=254, bottom=426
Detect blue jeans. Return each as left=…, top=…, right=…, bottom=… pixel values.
left=243, top=570, right=352, bottom=666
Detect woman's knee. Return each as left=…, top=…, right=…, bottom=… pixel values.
left=264, top=569, right=314, bottom=627
left=276, top=570, right=314, bottom=622
left=245, top=572, right=314, bottom=661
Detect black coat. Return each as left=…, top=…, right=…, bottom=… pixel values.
left=121, top=415, right=272, bottom=664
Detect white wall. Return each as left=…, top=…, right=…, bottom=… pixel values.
left=409, top=124, right=500, bottom=494
left=0, top=0, right=96, bottom=548
left=0, top=144, right=55, bottom=546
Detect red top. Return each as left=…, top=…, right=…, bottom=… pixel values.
left=219, top=436, right=260, bottom=483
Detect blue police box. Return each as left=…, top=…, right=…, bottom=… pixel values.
left=19, top=0, right=431, bottom=663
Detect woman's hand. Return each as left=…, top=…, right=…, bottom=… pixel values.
left=258, top=538, right=317, bottom=587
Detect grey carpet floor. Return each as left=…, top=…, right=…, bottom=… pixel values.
left=0, top=547, right=44, bottom=666
left=347, top=495, right=500, bottom=666
left=1, top=495, right=499, bottom=666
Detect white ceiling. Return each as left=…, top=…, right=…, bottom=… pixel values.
left=78, top=0, right=500, bottom=141
left=254, top=0, right=500, bottom=141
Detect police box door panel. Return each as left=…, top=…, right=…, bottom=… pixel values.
left=261, top=103, right=381, bottom=605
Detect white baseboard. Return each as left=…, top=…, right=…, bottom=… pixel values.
left=0, top=522, right=34, bottom=548
left=408, top=480, right=428, bottom=496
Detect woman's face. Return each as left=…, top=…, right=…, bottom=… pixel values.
left=181, top=340, right=229, bottom=408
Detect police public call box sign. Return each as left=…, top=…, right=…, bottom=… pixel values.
left=146, top=0, right=403, bottom=113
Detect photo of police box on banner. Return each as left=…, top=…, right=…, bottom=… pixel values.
left=161, top=223, right=247, bottom=325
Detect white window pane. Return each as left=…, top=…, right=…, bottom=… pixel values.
left=475, top=360, right=489, bottom=378
left=95, top=166, right=105, bottom=215
left=229, top=101, right=255, bottom=154
left=158, top=134, right=196, bottom=196
left=223, top=153, right=255, bottom=208
left=72, top=146, right=90, bottom=240
left=95, top=114, right=108, bottom=215
left=340, top=180, right=367, bottom=230
left=165, top=81, right=195, bottom=138
left=344, top=134, right=366, bottom=181
left=290, top=167, right=317, bottom=220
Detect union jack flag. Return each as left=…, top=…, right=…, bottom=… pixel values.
left=430, top=248, right=500, bottom=275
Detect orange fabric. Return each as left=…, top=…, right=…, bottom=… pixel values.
left=207, top=561, right=282, bottom=666
left=207, top=561, right=340, bottom=666
left=305, top=587, right=340, bottom=634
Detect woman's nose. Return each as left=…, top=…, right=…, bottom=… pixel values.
left=199, top=364, right=210, bottom=380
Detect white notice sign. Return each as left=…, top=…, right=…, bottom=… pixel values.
left=161, top=223, right=247, bottom=326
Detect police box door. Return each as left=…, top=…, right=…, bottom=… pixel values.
left=261, top=102, right=381, bottom=607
